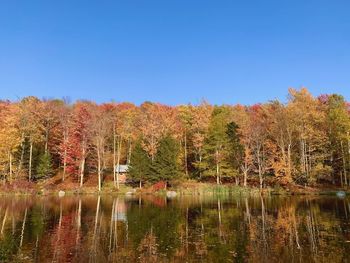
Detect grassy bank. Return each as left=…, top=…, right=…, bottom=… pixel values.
left=0, top=175, right=349, bottom=197
left=0, top=180, right=350, bottom=196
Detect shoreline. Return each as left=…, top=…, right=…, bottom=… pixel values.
left=0, top=181, right=349, bottom=197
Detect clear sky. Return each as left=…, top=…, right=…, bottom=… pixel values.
left=0, top=0, right=349, bottom=105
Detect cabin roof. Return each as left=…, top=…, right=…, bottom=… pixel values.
left=115, top=164, right=129, bottom=173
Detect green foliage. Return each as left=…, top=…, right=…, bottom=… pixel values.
left=127, top=200, right=182, bottom=257
left=327, top=94, right=350, bottom=139
left=128, top=140, right=152, bottom=184
left=151, top=135, right=180, bottom=184
left=324, top=94, right=350, bottom=182
left=202, top=106, right=237, bottom=180
left=130, top=136, right=181, bottom=185
left=36, top=152, right=52, bottom=178
left=226, top=121, right=244, bottom=172
left=0, top=233, right=18, bottom=262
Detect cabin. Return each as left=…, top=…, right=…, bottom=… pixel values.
left=115, top=164, right=129, bottom=183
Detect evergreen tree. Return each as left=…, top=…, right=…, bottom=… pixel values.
left=226, top=121, right=244, bottom=176
left=36, top=152, right=52, bottom=179
left=128, top=140, right=152, bottom=188
left=152, top=135, right=180, bottom=186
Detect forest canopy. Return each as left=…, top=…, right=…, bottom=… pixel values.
left=0, top=88, right=349, bottom=190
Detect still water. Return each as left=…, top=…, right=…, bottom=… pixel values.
left=0, top=194, right=349, bottom=262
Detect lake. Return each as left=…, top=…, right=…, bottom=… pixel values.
left=0, top=194, right=349, bottom=262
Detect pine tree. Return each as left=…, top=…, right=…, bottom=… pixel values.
left=226, top=121, right=244, bottom=176
left=128, top=140, right=152, bottom=188
left=36, top=152, right=52, bottom=179
left=152, top=135, right=180, bottom=186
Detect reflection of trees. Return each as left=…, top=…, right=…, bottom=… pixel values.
left=175, top=197, right=246, bottom=262
left=244, top=197, right=350, bottom=263
left=0, top=197, right=33, bottom=261
left=0, top=196, right=349, bottom=262
left=137, top=229, right=159, bottom=263
left=51, top=207, right=78, bottom=262
left=126, top=197, right=182, bottom=259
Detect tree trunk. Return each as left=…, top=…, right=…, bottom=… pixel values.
left=116, top=136, right=122, bottom=190
left=199, top=153, right=202, bottom=179
left=9, top=152, right=13, bottom=182
left=93, top=196, right=101, bottom=246
left=243, top=167, right=248, bottom=187
left=216, top=149, right=220, bottom=185
left=80, top=146, right=85, bottom=187
left=127, top=138, right=132, bottom=165
left=259, top=164, right=263, bottom=189
left=304, top=140, right=308, bottom=176
left=62, top=130, right=68, bottom=182
left=77, top=198, right=82, bottom=229
left=18, top=132, right=25, bottom=172
left=235, top=176, right=239, bottom=186
left=1, top=208, right=8, bottom=235
left=113, top=126, right=117, bottom=187
left=341, top=141, right=347, bottom=186
left=300, top=139, right=306, bottom=174
left=287, top=143, right=292, bottom=181
left=184, top=131, right=188, bottom=177
left=102, top=146, right=106, bottom=171
left=257, top=147, right=263, bottom=189
left=217, top=198, right=222, bottom=238
left=19, top=208, right=27, bottom=248
left=63, top=147, right=67, bottom=182
left=97, top=145, right=102, bottom=192
left=29, top=141, right=33, bottom=181
left=109, top=199, right=116, bottom=255
left=245, top=198, right=251, bottom=224
left=340, top=171, right=343, bottom=187
left=260, top=196, right=266, bottom=243
left=139, top=180, right=142, bottom=189
left=216, top=165, right=220, bottom=185
left=45, top=129, right=49, bottom=154
left=76, top=198, right=82, bottom=246
left=308, top=144, right=312, bottom=177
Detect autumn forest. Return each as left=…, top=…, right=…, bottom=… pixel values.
left=1, top=88, right=350, bottom=192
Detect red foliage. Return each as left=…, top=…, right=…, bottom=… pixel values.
left=250, top=103, right=262, bottom=112
left=152, top=181, right=167, bottom=191
left=65, top=103, right=92, bottom=176
left=143, top=195, right=167, bottom=207
left=49, top=213, right=79, bottom=262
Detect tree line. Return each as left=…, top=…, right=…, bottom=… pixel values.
left=0, top=88, right=349, bottom=190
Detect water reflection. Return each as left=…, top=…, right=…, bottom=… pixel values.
left=0, top=194, right=349, bottom=262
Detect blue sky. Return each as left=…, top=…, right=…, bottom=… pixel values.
left=0, top=0, right=349, bottom=105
